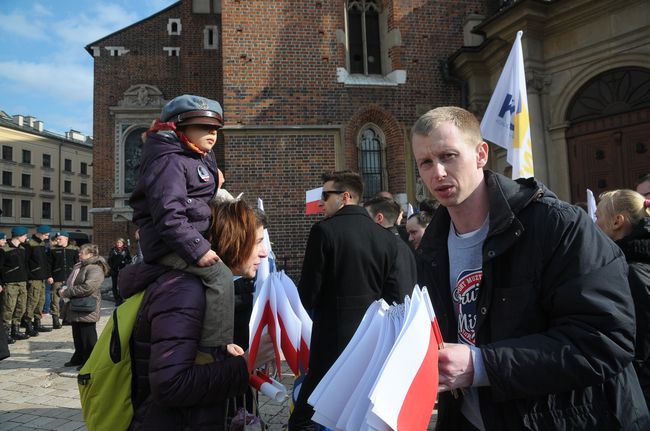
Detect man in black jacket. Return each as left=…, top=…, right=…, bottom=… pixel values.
left=364, top=196, right=417, bottom=290
left=22, top=225, right=53, bottom=335
left=289, top=171, right=407, bottom=431
left=0, top=227, right=30, bottom=343
left=47, top=232, right=78, bottom=329
left=412, top=106, right=649, bottom=430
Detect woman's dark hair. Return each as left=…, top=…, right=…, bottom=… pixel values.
left=208, top=200, right=262, bottom=270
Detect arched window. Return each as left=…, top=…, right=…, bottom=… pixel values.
left=123, top=127, right=146, bottom=194
left=347, top=0, right=382, bottom=75
left=357, top=124, right=387, bottom=199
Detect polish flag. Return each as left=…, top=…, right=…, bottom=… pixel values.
left=248, top=277, right=281, bottom=374
left=368, top=288, right=441, bottom=430
left=249, top=371, right=288, bottom=402
left=306, top=187, right=323, bottom=215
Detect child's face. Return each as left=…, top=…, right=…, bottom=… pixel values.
left=183, top=124, right=218, bottom=152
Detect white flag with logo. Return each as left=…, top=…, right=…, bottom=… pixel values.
left=480, top=30, right=534, bottom=179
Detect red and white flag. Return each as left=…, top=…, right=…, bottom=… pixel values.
left=306, top=187, right=323, bottom=215
left=249, top=371, right=287, bottom=402
left=368, top=288, right=441, bottom=430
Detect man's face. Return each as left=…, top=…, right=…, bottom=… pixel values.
left=637, top=180, right=650, bottom=198
left=320, top=180, right=345, bottom=218
left=183, top=124, right=218, bottom=152
left=412, top=121, right=488, bottom=209
left=56, top=236, right=69, bottom=247
left=15, top=234, right=28, bottom=244
left=0, top=238, right=6, bottom=247
left=406, top=217, right=427, bottom=250
left=36, top=232, right=49, bottom=241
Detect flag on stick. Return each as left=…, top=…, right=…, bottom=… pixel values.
left=480, top=30, right=534, bottom=179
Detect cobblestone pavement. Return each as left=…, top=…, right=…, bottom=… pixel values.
left=0, top=281, right=436, bottom=430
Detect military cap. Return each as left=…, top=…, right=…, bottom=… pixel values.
left=11, top=226, right=28, bottom=237
left=36, top=225, right=51, bottom=234
left=54, top=231, right=70, bottom=238
left=0, top=232, right=5, bottom=240
left=160, top=94, right=224, bottom=128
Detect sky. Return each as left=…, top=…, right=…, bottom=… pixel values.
left=0, top=0, right=177, bottom=138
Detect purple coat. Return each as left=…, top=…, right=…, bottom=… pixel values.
left=130, top=131, right=218, bottom=264
left=119, top=264, right=249, bottom=431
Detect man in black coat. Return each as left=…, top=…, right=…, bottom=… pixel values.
left=364, top=196, right=417, bottom=291
left=289, top=171, right=406, bottom=431
left=412, top=107, right=649, bottom=430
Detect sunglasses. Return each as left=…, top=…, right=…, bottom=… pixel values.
left=321, top=190, right=345, bottom=201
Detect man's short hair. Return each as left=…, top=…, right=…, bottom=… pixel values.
left=364, top=197, right=400, bottom=227
left=321, top=170, right=363, bottom=202
left=419, top=198, right=439, bottom=214
left=408, top=210, right=433, bottom=228
left=411, top=106, right=482, bottom=148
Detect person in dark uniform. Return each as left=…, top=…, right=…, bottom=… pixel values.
left=47, top=231, right=79, bottom=329
left=22, top=225, right=53, bottom=336
left=0, top=227, right=30, bottom=343
left=289, top=171, right=407, bottom=431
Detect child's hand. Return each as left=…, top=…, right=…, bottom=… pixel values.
left=227, top=343, right=245, bottom=357
left=217, top=168, right=225, bottom=189
left=197, top=250, right=220, bottom=267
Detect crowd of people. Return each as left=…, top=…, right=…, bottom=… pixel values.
left=2, top=95, right=649, bottom=431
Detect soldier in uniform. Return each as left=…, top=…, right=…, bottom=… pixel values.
left=22, top=225, right=53, bottom=335
left=47, top=231, right=79, bottom=329
left=0, top=227, right=30, bottom=342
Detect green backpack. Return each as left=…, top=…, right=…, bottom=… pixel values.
left=78, top=290, right=146, bottom=431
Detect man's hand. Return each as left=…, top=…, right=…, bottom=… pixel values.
left=438, top=343, right=474, bottom=392
left=196, top=249, right=220, bottom=267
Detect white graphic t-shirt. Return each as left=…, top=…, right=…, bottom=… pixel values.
left=448, top=216, right=489, bottom=431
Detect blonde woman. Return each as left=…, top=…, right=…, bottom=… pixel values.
left=58, top=244, right=109, bottom=369
left=596, top=189, right=650, bottom=407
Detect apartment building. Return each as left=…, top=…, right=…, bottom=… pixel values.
left=0, top=111, right=93, bottom=240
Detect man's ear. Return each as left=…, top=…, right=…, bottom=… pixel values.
left=375, top=213, right=385, bottom=225
left=477, top=140, right=489, bottom=169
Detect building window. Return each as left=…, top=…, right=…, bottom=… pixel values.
left=80, top=162, right=88, bottom=175
left=204, top=25, right=219, bottom=50
left=163, top=47, right=180, bottom=57
left=81, top=205, right=88, bottom=222
left=22, top=149, right=31, bottom=164
left=168, top=18, right=182, bottom=35
left=64, top=158, right=72, bottom=172
left=105, top=46, right=129, bottom=56
left=42, top=202, right=51, bottom=219
left=43, top=176, right=51, bottom=191
left=2, top=171, right=11, bottom=186
left=347, top=0, right=381, bottom=75
left=43, top=154, right=51, bottom=168
left=2, top=145, right=12, bottom=161
left=64, top=180, right=72, bottom=193
left=357, top=124, right=386, bottom=199
left=21, top=173, right=30, bottom=189
left=2, top=199, right=12, bottom=217
left=21, top=200, right=31, bottom=218
left=64, top=204, right=73, bottom=221
left=80, top=182, right=88, bottom=196
left=124, top=127, right=146, bottom=194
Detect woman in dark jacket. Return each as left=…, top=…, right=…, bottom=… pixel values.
left=58, top=244, right=109, bottom=369
left=596, top=189, right=650, bottom=408
left=107, top=238, right=131, bottom=305
left=119, top=200, right=270, bottom=430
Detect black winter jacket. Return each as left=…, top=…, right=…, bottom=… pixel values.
left=0, top=241, right=28, bottom=284
left=49, top=244, right=79, bottom=282
left=24, top=236, right=50, bottom=280
left=616, top=217, right=650, bottom=408
left=417, top=171, right=649, bottom=430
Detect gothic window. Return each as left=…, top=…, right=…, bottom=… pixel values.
left=124, top=127, right=147, bottom=194
left=347, top=0, right=382, bottom=75
left=357, top=124, right=387, bottom=199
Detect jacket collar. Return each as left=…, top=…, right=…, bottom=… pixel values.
left=617, top=218, right=650, bottom=264
left=329, top=204, right=371, bottom=220
left=419, top=170, right=547, bottom=258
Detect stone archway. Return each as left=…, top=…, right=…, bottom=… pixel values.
left=565, top=67, right=650, bottom=202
